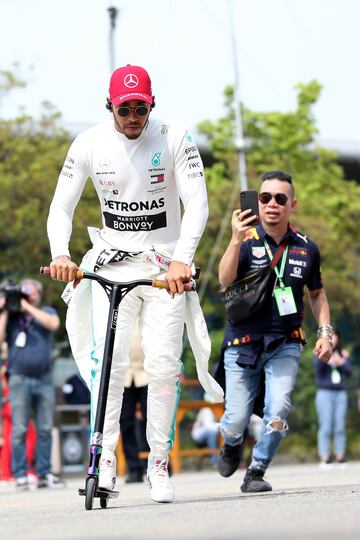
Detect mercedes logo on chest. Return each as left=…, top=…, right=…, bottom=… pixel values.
left=124, top=74, right=138, bottom=88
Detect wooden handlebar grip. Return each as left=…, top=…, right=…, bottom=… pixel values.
left=39, top=266, right=84, bottom=280
left=152, top=280, right=169, bottom=289
left=152, top=279, right=196, bottom=291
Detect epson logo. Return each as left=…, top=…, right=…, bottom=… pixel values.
left=185, top=145, right=197, bottom=154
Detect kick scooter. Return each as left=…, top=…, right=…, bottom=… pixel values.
left=40, top=266, right=196, bottom=510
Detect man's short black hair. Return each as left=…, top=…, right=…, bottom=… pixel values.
left=260, top=170, right=294, bottom=196
left=261, top=170, right=292, bottom=183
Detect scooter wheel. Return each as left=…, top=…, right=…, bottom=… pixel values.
left=85, top=477, right=96, bottom=511
left=100, top=497, right=108, bottom=509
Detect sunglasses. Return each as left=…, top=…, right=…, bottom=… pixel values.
left=258, top=192, right=288, bottom=206
left=117, top=105, right=150, bottom=117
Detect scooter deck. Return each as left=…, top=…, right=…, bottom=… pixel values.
left=78, top=487, right=120, bottom=499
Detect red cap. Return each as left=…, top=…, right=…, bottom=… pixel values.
left=109, top=65, right=153, bottom=106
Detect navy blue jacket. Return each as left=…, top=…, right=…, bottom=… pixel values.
left=224, top=223, right=322, bottom=343
left=6, top=307, right=57, bottom=377
left=221, top=223, right=323, bottom=368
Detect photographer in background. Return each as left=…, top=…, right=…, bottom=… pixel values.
left=0, top=279, right=64, bottom=490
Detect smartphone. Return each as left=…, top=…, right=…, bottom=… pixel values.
left=240, top=190, right=259, bottom=226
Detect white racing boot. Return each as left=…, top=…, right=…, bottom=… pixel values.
left=147, top=456, right=174, bottom=503
left=98, top=452, right=117, bottom=491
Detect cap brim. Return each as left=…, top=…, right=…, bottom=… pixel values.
left=111, top=92, right=153, bottom=106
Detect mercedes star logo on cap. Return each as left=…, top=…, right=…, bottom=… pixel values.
left=124, top=74, right=138, bottom=88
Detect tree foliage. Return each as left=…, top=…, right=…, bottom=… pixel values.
left=194, top=80, right=360, bottom=456
left=197, top=79, right=360, bottom=327
left=0, top=71, right=99, bottom=329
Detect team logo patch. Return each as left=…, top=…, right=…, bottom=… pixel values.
left=152, top=153, right=161, bottom=166
left=124, top=73, right=138, bottom=88
left=244, top=228, right=259, bottom=242
left=150, top=174, right=164, bottom=184
left=252, top=247, right=266, bottom=259
left=290, top=267, right=303, bottom=278
left=289, top=248, right=307, bottom=256
left=99, top=158, right=111, bottom=169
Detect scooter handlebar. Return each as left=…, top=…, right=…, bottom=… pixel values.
left=40, top=266, right=196, bottom=291
left=40, top=266, right=84, bottom=280
left=152, top=279, right=196, bottom=292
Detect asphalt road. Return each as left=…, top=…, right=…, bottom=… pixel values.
left=1, top=462, right=359, bottom=540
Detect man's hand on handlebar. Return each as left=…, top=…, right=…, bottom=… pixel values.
left=46, top=257, right=194, bottom=294
left=166, top=261, right=192, bottom=297
left=49, top=255, right=80, bottom=284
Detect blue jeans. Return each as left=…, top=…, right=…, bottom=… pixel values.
left=9, top=372, right=55, bottom=479
left=220, top=342, right=301, bottom=471
left=315, top=389, right=348, bottom=458
left=192, top=425, right=219, bottom=465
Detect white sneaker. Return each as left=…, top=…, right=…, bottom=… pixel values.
left=37, top=473, right=65, bottom=489
left=334, top=459, right=348, bottom=470
left=16, top=476, right=29, bottom=491
left=27, top=472, right=38, bottom=485
left=99, top=452, right=117, bottom=491
left=147, top=457, right=174, bottom=503
left=319, top=460, right=333, bottom=471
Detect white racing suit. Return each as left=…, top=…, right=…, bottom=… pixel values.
left=48, top=117, right=223, bottom=459
left=63, top=232, right=223, bottom=457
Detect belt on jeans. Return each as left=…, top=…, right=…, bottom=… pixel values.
left=227, top=328, right=306, bottom=348
left=289, top=327, right=306, bottom=344
left=231, top=334, right=251, bottom=346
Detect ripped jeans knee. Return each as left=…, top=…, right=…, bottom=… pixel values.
left=220, top=422, right=246, bottom=446
left=265, top=416, right=289, bottom=437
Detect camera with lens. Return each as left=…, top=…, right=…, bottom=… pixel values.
left=0, top=282, right=30, bottom=313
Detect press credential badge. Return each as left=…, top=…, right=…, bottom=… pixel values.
left=263, top=240, right=297, bottom=316
left=15, top=331, right=27, bottom=348
left=274, top=286, right=297, bottom=316
left=331, top=368, right=341, bottom=384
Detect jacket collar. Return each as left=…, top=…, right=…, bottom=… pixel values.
left=257, top=222, right=299, bottom=244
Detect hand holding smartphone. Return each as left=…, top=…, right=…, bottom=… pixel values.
left=240, top=190, right=260, bottom=226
